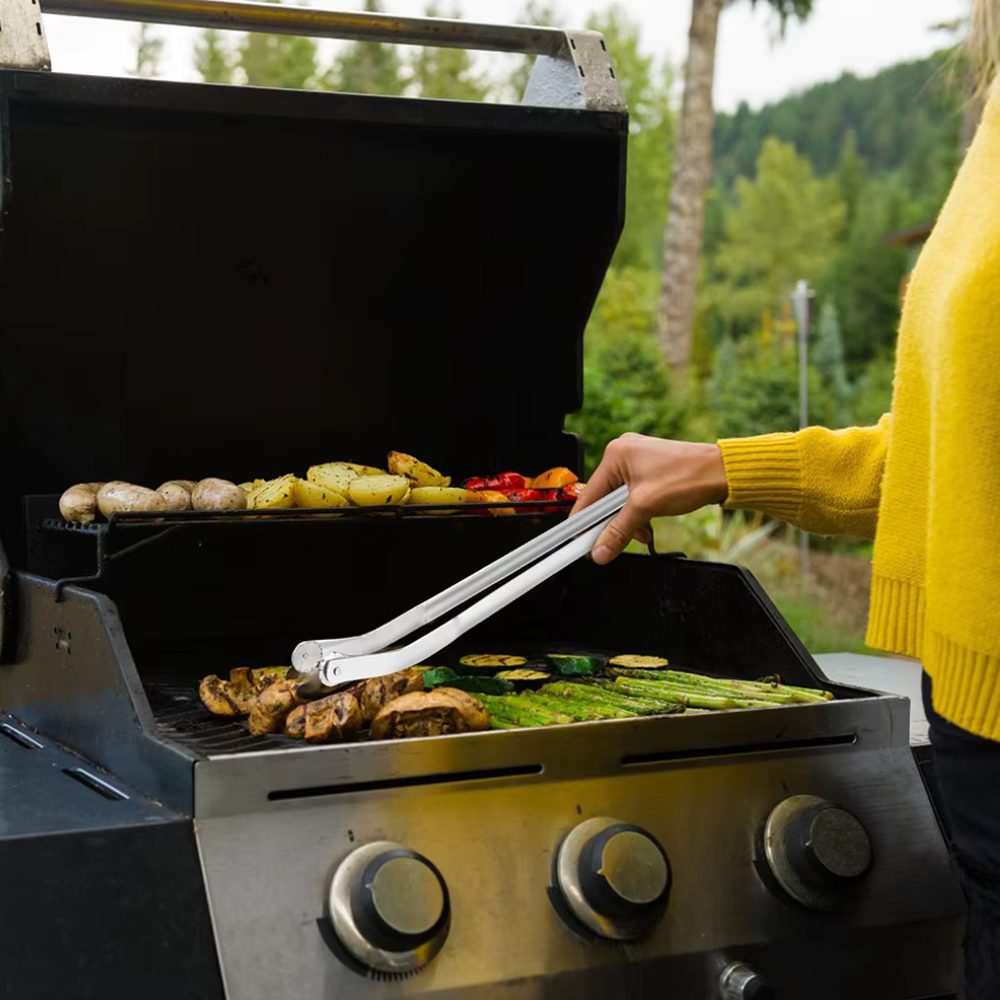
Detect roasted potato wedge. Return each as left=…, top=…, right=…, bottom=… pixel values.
left=407, top=486, right=478, bottom=508
left=387, top=451, right=448, bottom=487
left=307, top=462, right=359, bottom=498
left=341, top=462, right=387, bottom=477
left=292, top=477, right=351, bottom=509
left=247, top=473, right=297, bottom=510
left=347, top=474, right=411, bottom=506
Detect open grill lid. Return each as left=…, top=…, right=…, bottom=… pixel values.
left=0, top=53, right=626, bottom=565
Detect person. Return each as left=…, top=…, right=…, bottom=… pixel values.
left=571, top=3, right=1000, bottom=996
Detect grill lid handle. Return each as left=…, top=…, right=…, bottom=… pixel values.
left=37, top=0, right=625, bottom=111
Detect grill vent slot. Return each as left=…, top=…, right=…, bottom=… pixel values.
left=62, top=767, right=129, bottom=801
left=621, top=733, right=857, bottom=767
left=0, top=723, right=43, bottom=749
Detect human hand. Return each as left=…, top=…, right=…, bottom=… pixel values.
left=570, top=433, right=728, bottom=565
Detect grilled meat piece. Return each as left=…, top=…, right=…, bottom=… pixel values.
left=305, top=692, right=362, bottom=743
left=371, top=688, right=488, bottom=740
left=225, top=667, right=259, bottom=714
left=199, top=674, right=242, bottom=716
left=358, top=668, right=425, bottom=722
left=285, top=704, right=307, bottom=739
left=248, top=679, right=305, bottom=736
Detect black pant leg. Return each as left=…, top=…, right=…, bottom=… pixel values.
left=923, top=672, right=1000, bottom=1000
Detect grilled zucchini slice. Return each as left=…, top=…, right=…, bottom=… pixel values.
left=608, top=654, right=669, bottom=669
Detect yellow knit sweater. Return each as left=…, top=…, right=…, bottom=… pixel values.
left=718, top=92, right=1000, bottom=743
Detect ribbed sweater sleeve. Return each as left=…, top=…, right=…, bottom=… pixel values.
left=717, top=414, right=892, bottom=539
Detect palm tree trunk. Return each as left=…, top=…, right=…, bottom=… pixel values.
left=657, top=0, right=725, bottom=379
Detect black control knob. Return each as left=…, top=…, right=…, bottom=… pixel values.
left=720, top=962, right=774, bottom=1000
left=555, top=817, right=671, bottom=939
left=763, top=795, right=872, bottom=911
left=328, top=841, right=450, bottom=975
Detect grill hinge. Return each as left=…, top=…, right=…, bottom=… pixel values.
left=0, top=0, right=50, bottom=70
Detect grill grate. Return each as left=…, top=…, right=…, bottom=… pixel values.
left=147, top=675, right=301, bottom=757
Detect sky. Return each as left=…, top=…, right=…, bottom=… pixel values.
left=44, top=0, right=969, bottom=112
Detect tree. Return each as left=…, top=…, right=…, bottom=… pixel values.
left=408, top=3, right=490, bottom=101
left=705, top=138, right=845, bottom=336
left=328, top=0, right=405, bottom=95
left=238, top=0, right=319, bottom=90
left=194, top=29, right=236, bottom=84
left=586, top=7, right=674, bottom=271
left=812, top=302, right=850, bottom=426
left=128, top=24, right=164, bottom=78
left=657, top=0, right=814, bottom=379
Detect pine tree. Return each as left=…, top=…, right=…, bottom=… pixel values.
left=812, top=301, right=851, bottom=426
left=238, top=0, right=319, bottom=90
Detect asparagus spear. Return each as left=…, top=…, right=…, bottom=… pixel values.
left=540, top=682, right=685, bottom=716
left=522, top=693, right=635, bottom=721
left=607, top=668, right=808, bottom=705
left=479, top=695, right=574, bottom=728
left=661, top=668, right=832, bottom=701
left=608, top=678, right=740, bottom=710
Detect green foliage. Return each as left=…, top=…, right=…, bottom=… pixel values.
left=569, top=268, right=684, bottom=475
left=568, top=335, right=686, bottom=476
left=709, top=335, right=828, bottom=438
left=586, top=6, right=674, bottom=271
left=714, top=53, right=962, bottom=187
left=704, top=139, right=845, bottom=335
left=239, top=12, right=320, bottom=91
left=194, top=29, right=236, bottom=84
left=407, top=4, right=491, bottom=101
left=850, top=353, right=895, bottom=426
left=329, top=0, right=405, bottom=96
left=129, top=24, right=164, bottom=78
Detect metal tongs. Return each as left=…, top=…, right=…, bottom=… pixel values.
left=292, top=485, right=628, bottom=688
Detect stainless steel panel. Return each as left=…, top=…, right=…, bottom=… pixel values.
left=0, top=0, right=50, bottom=69
left=194, top=697, right=963, bottom=999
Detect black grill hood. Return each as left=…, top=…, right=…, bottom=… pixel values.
left=0, top=70, right=626, bottom=565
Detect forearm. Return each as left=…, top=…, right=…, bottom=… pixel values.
left=718, top=414, right=891, bottom=539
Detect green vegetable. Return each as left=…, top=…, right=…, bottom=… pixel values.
left=545, top=654, right=601, bottom=677
left=458, top=654, right=527, bottom=674
left=521, top=692, right=633, bottom=721
left=421, top=666, right=458, bottom=689
left=446, top=675, right=515, bottom=696
left=540, top=682, right=684, bottom=716
left=495, top=668, right=551, bottom=690
left=608, top=654, right=669, bottom=669
left=608, top=677, right=736, bottom=711
left=479, top=694, right=574, bottom=728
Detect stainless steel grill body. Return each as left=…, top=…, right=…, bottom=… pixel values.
left=194, top=696, right=964, bottom=999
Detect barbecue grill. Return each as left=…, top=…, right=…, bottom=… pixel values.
left=0, top=3, right=964, bottom=998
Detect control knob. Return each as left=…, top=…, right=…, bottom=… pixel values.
left=763, top=795, right=872, bottom=911
left=554, top=816, right=671, bottom=939
left=328, top=841, right=449, bottom=975
left=719, top=961, right=773, bottom=1000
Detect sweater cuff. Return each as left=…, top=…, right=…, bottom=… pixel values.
left=717, top=433, right=802, bottom=522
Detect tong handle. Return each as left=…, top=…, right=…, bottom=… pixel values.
left=293, top=484, right=628, bottom=673
left=319, top=516, right=611, bottom=686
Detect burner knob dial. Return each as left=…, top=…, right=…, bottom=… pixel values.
left=719, top=962, right=773, bottom=1000
left=763, top=795, right=872, bottom=911
left=555, top=817, right=670, bottom=940
left=328, top=841, right=450, bottom=975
